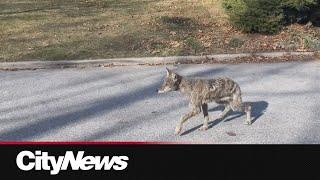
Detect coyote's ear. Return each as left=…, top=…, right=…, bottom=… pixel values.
left=165, top=67, right=170, bottom=76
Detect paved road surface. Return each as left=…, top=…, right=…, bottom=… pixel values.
left=0, top=61, right=319, bottom=143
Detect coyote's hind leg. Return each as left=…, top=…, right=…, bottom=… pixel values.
left=199, top=103, right=209, bottom=131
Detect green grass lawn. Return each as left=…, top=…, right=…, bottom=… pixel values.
left=0, top=0, right=319, bottom=62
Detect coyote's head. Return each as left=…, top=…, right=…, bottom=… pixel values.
left=158, top=68, right=181, bottom=93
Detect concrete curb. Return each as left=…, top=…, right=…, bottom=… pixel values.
left=0, top=51, right=316, bottom=71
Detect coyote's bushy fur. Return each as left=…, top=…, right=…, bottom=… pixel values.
left=158, top=68, right=252, bottom=135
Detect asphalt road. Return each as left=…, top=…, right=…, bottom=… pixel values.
left=0, top=61, right=319, bottom=143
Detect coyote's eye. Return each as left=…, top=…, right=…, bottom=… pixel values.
left=172, top=73, right=178, bottom=81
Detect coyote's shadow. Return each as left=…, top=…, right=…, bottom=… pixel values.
left=181, top=101, right=268, bottom=136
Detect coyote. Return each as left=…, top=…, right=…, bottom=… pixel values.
left=158, top=68, right=252, bottom=135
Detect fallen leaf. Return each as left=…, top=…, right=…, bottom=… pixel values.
left=226, top=131, right=236, bottom=136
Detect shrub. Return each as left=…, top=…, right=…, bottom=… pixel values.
left=282, top=0, right=318, bottom=24
left=282, top=0, right=317, bottom=9
left=303, top=35, right=320, bottom=50
left=228, top=35, right=246, bottom=48
left=222, top=0, right=319, bottom=34
left=310, top=1, right=320, bottom=26
left=223, top=0, right=284, bottom=34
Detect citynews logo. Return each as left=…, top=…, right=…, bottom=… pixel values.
left=16, top=151, right=129, bottom=175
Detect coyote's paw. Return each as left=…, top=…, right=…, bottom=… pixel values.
left=217, top=114, right=226, bottom=120
left=244, top=121, right=252, bottom=125
left=198, top=125, right=208, bottom=131
left=174, top=126, right=182, bottom=135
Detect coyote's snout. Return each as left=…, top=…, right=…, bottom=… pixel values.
left=158, top=68, right=252, bottom=135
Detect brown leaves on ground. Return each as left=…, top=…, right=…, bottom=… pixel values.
left=227, top=54, right=315, bottom=64
left=174, top=54, right=315, bottom=65
left=1, top=0, right=319, bottom=62
left=104, top=54, right=316, bottom=68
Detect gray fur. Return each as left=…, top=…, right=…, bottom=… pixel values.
left=158, top=68, right=252, bottom=135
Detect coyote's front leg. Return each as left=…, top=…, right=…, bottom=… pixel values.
left=242, top=102, right=252, bottom=125
left=175, top=105, right=201, bottom=135
left=198, top=103, right=209, bottom=131
left=217, top=105, right=231, bottom=120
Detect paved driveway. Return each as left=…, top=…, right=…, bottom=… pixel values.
left=0, top=61, right=319, bottom=143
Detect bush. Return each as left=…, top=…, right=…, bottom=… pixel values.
left=282, top=0, right=317, bottom=9
left=302, top=35, right=320, bottom=50
left=282, top=0, right=318, bottom=24
left=223, top=0, right=319, bottom=34
left=310, top=5, right=320, bottom=26
left=309, top=1, right=320, bottom=26
left=223, top=0, right=284, bottom=34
